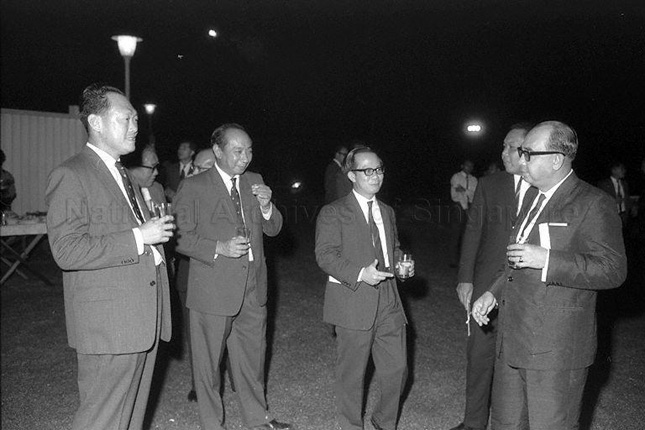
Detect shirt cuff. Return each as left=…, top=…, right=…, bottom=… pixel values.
left=261, top=203, right=273, bottom=220
left=358, top=268, right=365, bottom=282
left=133, top=228, right=144, bottom=255
left=541, top=249, right=550, bottom=282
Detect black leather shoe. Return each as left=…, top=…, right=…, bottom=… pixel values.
left=370, top=417, right=385, bottom=430
left=252, top=419, right=294, bottom=430
left=187, top=390, right=197, bottom=402
left=448, top=423, right=484, bottom=430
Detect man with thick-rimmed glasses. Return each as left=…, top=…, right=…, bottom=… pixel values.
left=316, top=147, right=413, bottom=430
left=472, top=121, right=627, bottom=429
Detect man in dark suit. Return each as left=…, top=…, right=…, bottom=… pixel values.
left=316, top=147, right=412, bottom=430
left=449, top=124, right=535, bottom=430
left=597, top=161, right=632, bottom=226
left=161, top=140, right=197, bottom=201
left=324, top=144, right=351, bottom=203
left=472, top=121, right=627, bottom=429
left=174, top=123, right=291, bottom=430
left=45, top=83, right=174, bottom=430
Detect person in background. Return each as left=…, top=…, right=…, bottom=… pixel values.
left=597, top=161, right=632, bottom=226
left=45, top=83, right=174, bottom=430
left=472, top=121, right=627, bottom=430
left=0, top=149, right=17, bottom=212
left=449, top=159, right=477, bottom=267
left=316, top=147, right=412, bottom=430
left=161, top=140, right=197, bottom=201
left=174, top=146, right=217, bottom=402
left=127, top=145, right=165, bottom=213
left=192, top=148, right=216, bottom=175
left=324, top=144, right=351, bottom=204
left=449, top=123, right=535, bottom=430
left=174, top=123, right=290, bottom=430
left=484, top=161, right=501, bottom=176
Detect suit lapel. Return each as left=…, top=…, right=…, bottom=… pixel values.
left=526, top=173, right=578, bottom=243
left=378, top=198, right=394, bottom=268
left=347, top=193, right=372, bottom=251
left=208, top=167, right=238, bottom=222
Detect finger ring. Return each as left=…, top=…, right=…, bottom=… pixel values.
left=519, top=257, right=523, bottom=262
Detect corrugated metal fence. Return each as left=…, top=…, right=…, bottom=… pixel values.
left=1, top=108, right=87, bottom=214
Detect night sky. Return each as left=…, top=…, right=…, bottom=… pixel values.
left=2, top=0, right=644, bottom=199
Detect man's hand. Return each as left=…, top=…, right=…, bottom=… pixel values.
left=471, top=292, right=497, bottom=326
left=216, top=236, right=250, bottom=258
left=139, top=215, right=174, bottom=245
left=361, top=259, right=394, bottom=287
left=506, top=243, right=547, bottom=269
left=251, top=184, right=272, bottom=210
left=456, top=282, right=474, bottom=311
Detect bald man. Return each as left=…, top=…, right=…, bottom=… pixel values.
left=192, top=148, right=216, bottom=174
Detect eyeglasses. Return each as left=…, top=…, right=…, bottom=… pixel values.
left=352, top=166, right=385, bottom=176
left=517, top=147, right=564, bottom=162
left=141, top=163, right=159, bottom=171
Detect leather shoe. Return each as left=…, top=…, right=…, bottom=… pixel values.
left=187, top=390, right=197, bottom=402
left=370, top=417, right=384, bottom=430
left=252, top=419, right=294, bottom=430
left=448, top=423, right=483, bottom=430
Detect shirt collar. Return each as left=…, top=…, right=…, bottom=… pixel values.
left=86, top=142, right=118, bottom=167
left=214, top=161, right=237, bottom=186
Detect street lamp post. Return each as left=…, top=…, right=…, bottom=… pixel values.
left=144, top=103, right=156, bottom=146
left=111, top=35, right=142, bottom=100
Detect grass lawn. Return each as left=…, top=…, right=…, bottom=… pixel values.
left=2, top=208, right=644, bottom=429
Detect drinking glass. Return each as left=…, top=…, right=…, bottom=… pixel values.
left=155, top=202, right=172, bottom=217
left=395, top=253, right=414, bottom=280
left=236, top=226, right=251, bottom=241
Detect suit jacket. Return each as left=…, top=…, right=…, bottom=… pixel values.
left=45, top=146, right=171, bottom=354
left=597, top=177, right=632, bottom=215
left=489, top=173, right=627, bottom=370
left=173, top=167, right=283, bottom=316
left=315, top=192, right=406, bottom=330
left=324, top=160, right=352, bottom=204
left=458, top=171, right=537, bottom=297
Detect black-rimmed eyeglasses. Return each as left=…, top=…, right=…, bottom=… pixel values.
left=517, top=147, right=564, bottom=162
left=352, top=166, right=385, bottom=176
left=140, top=164, right=159, bottom=171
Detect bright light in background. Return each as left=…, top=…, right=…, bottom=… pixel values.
left=291, top=181, right=302, bottom=190
left=144, top=104, right=156, bottom=115
left=464, top=120, right=484, bottom=136
left=208, top=29, right=218, bottom=38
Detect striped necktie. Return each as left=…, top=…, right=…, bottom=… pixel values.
left=230, top=177, right=245, bottom=228
left=115, top=161, right=144, bottom=224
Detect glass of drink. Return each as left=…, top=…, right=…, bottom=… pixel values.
left=236, top=226, right=250, bottom=241
left=395, top=253, right=414, bottom=280
left=155, top=202, right=172, bottom=217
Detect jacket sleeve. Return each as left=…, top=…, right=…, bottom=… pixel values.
left=458, top=179, right=485, bottom=282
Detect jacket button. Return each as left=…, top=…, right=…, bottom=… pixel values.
left=507, top=276, right=513, bottom=282
left=150, top=281, right=156, bottom=286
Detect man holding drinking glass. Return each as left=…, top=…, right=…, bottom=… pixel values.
left=315, top=147, right=413, bottom=430
left=173, top=123, right=289, bottom=430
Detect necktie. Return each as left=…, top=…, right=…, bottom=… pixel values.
left=230, top=177, right=245, bottom=228
left=514, top=177, right=523, bottom=215
left=517, top=193, right=545, bottom=242
left=115, top=161, right=145, bottom=224
left=367, top=201, right=386, bottom=269
left=180, top=165, right=186, bottom=180
left=617, top=179, right=625, bottom=212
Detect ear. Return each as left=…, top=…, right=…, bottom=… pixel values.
left=348, top=170, right=356, bottom=183
left=212, top=144, right=222, bottom=159
left=87, top=114, right=102, bottom=133
left=552, top=153, right=565, bottom=171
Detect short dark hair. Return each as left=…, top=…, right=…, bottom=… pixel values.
left=79, top=83, right=124, bottom=133
left=210, top=123, right=247, bottom=148
left=542, top=121, right=578, bottom=161
left=344, top=146, right=377, bottom=172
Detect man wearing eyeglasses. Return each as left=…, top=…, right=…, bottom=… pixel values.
left=472, top=121, right=627, bottom=429
left=128, top=145, right=164, bottom=213
left=316, top=147, right=412, bottom=430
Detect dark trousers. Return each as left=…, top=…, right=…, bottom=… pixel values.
left=190, top=267, right=272, bottom=430
left=449, top=205, right=468, bottom=266
left=464, top=314, right=497, bottom=429
left=334, top=281, right=407, bottom=430
left=72, top=271, right=162, bottom=430
left=175, top=255, right=194, bottom=390
left=491, top=355, right=587, bottom=430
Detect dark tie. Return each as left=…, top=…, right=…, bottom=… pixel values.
left=230, top=177, right=245, bottom=228
left=517, top=193, right=546, bottom=242
left=367, top=201, right=386, bottom=269
left=115, top=161, right=144, bottom=224
left=180, top=166, right=186, bottom=180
